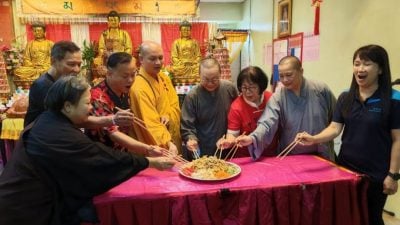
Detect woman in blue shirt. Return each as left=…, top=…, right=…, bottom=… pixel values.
left=297, top=44, right=400, bottom=225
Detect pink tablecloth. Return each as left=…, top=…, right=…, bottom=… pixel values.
left=94, top=155, right=368, bottom=225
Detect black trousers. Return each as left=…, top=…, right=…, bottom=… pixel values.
left=367, top=180, right=388, bottom=225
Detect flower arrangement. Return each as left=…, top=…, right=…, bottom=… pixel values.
left=1, top=43, right=24, bottom=73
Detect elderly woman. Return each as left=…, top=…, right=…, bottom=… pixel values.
left=0, top=76, right=175, bottom=225
left=218, top=66, right=278, bottom=157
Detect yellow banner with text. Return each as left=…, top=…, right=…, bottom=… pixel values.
left=22, top=0, right=196, bottom=15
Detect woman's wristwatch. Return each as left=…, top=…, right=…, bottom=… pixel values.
left=388, top=172, right=400, bottom=181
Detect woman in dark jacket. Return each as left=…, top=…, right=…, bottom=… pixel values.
left=0, top=76, right=175, bottom=225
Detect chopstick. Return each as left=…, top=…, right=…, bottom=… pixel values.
left=214, top=134, right=225, bottom=158
left=192, top=148, right=200, bottom=159
left=224, top=132, right=246, bottom=161
left=115, top=107, right=188, bottom=164
left=277, top=140, right=300, bottom=160
left=115, top=107, right=151, bottom=133
left=224, top=144, right=239, bottom=161
left=276, top=140, right=297, bottom=158
left=163, top=151, right=189, bottom=163
left=276, top=132, right=305, bottom=160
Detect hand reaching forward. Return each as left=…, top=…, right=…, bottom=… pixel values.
left=147, top=157, right=176, bottom=170
left=186, top=139, right=199, bottom=152
left=113, top=109, right=134, bottom=127
left=235, top=135, right=253, bottom=147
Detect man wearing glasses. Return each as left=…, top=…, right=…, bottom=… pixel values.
left=86, top=52, right=164, bottom=156
left=237, top=55, right=337, bottom=161
left=181, top=58, right=238, bottom=159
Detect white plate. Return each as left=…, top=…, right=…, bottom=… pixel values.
left=179, top=161, right=241, bottom=181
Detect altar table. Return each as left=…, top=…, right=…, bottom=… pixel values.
left=94, top=155, right=368, bottom=225
left=0, top=118, right=23, bottom=164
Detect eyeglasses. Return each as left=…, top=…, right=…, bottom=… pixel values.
left=201, top=78, right=219, bottom=84
left=241, top=86, right=258, bottom=92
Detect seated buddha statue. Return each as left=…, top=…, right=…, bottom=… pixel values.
left=170, top=20, right=201, bottom=85
left=14, top=22, right=54, bottom=83
left=93, top=11, right=133, bottom=84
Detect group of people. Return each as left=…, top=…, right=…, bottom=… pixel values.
left=0, top=34, right=398, bottom=225
left=0, top=40, right=179, bottom=224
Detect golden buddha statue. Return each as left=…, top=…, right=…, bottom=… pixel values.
left=14, top=22, right=53, bottom=83
left=170, top=20, right=201, bottom=85
left=93, top=11, right=133, bottom=84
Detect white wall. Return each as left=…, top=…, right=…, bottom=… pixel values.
left=289, top=0, right=400, bottom=96
left=198, top=2, right=243, bottom=23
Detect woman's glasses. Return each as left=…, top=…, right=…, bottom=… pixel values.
left=241, top=85, right=258, bottom=92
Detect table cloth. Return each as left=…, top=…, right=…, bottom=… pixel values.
left=94, top=155, right=368, bottom=225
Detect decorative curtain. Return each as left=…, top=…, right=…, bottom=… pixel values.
left=160, top=23, right=208, bottom=65
left=24, top=22, right=211, bottom=65
left=26, top=24, right=71, bottom=42
left=88, top=23, right=108, bottom=43
left=222, top=30, right=249, bottom=63
left=141, top=23, right=161, bottom=44
left=207, top=23, right=218, bottom=42
left=70, top=24, right=90, bottom=49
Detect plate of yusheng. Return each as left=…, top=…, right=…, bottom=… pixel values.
left=179, top=156, right=241, bottom=181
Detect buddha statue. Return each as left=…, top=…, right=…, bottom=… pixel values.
left=14, top=22, right=54, bottom=84
left=170, top=20, right=201, bottom=85
left=93, top=10, right=133, bottom=84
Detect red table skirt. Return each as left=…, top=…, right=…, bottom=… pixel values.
left=93, top=155, right=368, bottom=225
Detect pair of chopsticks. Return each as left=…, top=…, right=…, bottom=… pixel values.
left=224, top=132, right=246, bottom=161
left=214, top=134, right=225, bottom=159
left=162, top=150, right=189, bottom=164
left=115, top=107, right=150, bottom=133
left=163, top=150, right=190, bottom=170
left=192, top=148, right=200, bottom=159
left=276, top=132, right=305, bottom=160
left=115, top=107, right=189, bottom=167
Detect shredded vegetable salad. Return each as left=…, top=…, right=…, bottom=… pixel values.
left=180, top=156, right=240, bottom=180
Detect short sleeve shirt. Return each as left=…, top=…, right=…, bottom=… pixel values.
left=333, top=89, right=400, bottom=181
left=86, top=80, right=130, bottom=150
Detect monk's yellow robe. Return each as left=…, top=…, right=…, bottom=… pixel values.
left=129, top=67, right=182, bottom=152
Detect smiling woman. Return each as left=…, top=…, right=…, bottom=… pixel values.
left=218, top=66, right=277, bottom=158
left=295, top=45, right=400, bottom=225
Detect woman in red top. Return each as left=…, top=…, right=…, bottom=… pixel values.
left=218, top=66, right=278, bottom=157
